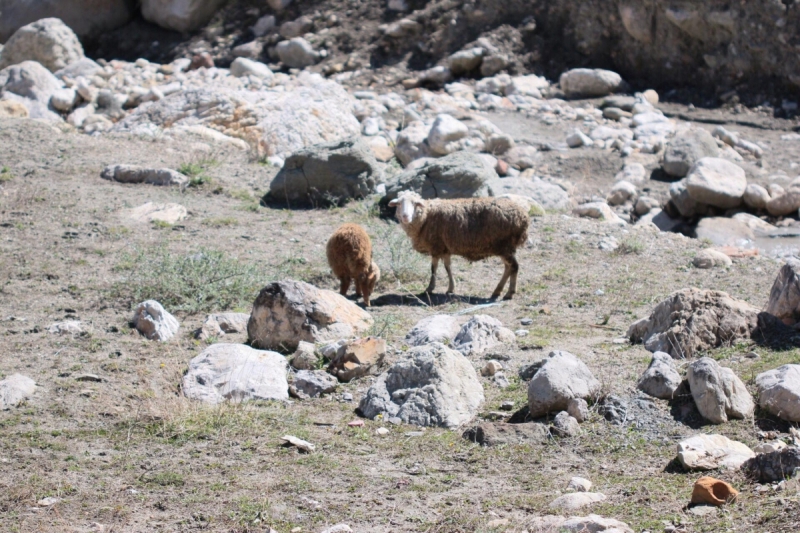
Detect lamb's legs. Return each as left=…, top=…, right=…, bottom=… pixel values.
left=443, top=255, right=455, bottom=294
left=426, top=257, right=439, bottom=293
left=490, top=258, right=512, bottom=300
left=339, top=276, right=351, bottom=296
left=503, top=255, right=519, bottom=300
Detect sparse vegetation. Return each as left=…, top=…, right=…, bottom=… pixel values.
left=615, top=237, right=645, bottom=255
left=112, top=247, right=264, bottom=313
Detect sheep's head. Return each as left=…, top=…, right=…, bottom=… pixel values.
left=359, top=261, right=381, bottom=307
left=388, top=190, right=425, bottom=225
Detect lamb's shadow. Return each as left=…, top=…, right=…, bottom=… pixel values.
left=369, top=292, right=495, bottom=308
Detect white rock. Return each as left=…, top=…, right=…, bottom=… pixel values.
left=0, top=374, right=36, bottom=410
left=281, top=434, right=314, bottom=452
left=447, top=47, right=484, bottom=75
left=567, top=398, right=589, bottom=422
left=101, top=164, right=186, bottom=186
left=687, top=357, right=754, bottom=424
left=0, top=18, right=84, bottom=72
left=551, top=411, right=581, bottom=437
left=566, top=130, right=593, bottom=148
left=573, top=202, right=626, bottom=225
left=692, top=249, right=732, bottom=269
left=452, top=315, right=515, bottom=357
left=614, top=162, right=646, bottom=183
left=528, top=351, right=601, bottom=418
left=732, top=212, right=776, bottom=233
left=476, top=73, right=512, bottom=95
left=50, top=88, right=79, bottom=112
left=230, top=58, right=273, bottom=80
left=753, top=440, right=787, bottom=454
left=47, top=320, right=84, bottom=336
left=507, top=74, right=549, bottom=98
left=127, top=202, right=187, bottom=224
left=677, top=434, right=755, bottom=470
left=590, top=126, right=634, bottom=142
left=405, top=315, right=461, bottom=346
left=196, top=312, right=250, bottom=340
left=0, top=61, right=63, bottom=120
left=141, top=0, right=227, bottom=32
left=276, top=37, right=319, bottom=69
left=481, top=360, right=503, bottom=377
left=320, top=525, right=352, bottom=533
left=559, top=68, right=623, bottom=97
left=183, top=343, right=289, bottom=404
left=685, top=157, right=747, bottom=208
left=358, top=342, right=484, bottom=428
left=549, top=492, right=606, bottom=511
left=636, top=351, right=681, bottom=399
left=115, top=74, right=361, bottom=158
left=132, top=300, right=179, bottom=342
left=247, top=280, right=373, bottom=351
left=756, top=364, right=800, bottom=422
left=631, top=111, right=667, bottom=127
left=567, top=477, right=592, bottom=492
left=560, top=515, right=633, bottom=533
left=427, top=114, right=468, bottom=155
left=394, top=120, right=431, bottom=166
left=607, top=180, right=637, bottom=206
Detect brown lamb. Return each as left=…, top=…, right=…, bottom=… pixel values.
left=388, top=190, right=529, bottom=300
left=326, top=223, right=380, bottom=307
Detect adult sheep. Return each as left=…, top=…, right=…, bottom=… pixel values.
left=388, top=190, right=529, bottom=300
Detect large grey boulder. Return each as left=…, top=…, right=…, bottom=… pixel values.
left=687, top=358, right=754, bottom=424
left=452, top=315, right=515, bottom=357
left=0, top=18, right=84, bottom=72
left=276, top=37, right=319, bottom=69
left=405, top=315, right=461, bottom=347
left=487, top=177, right=571, bottom=211
left=685, top=157, right=747, bottom=208
left=0, top=60, right=63, bottom=120
left=0, top=2, right=134, bottom=42
left=358, top=342, right=484, bottom=428
left=247, top=280, right=373, bottom=352
left=765, top=259, right=800, bottom=325
left=383, top=151, right=497, bottom=205
left=627, top=288, right=759, bottom=358
left=132, top=300, right=179, bottom=342
left=0, top=374, right=36, bottom=410
left=141, top=0, right=226, bottom=32
left=267, top=138, right=381, bottom=207
left=662, top=129, right=719, bottom=178
left=114, top=74, right=361, bottom=158
left=677, top=434, right=754, bottom=471
left=755, top=364, right=800, bottom=422
left=559, top=68, right=623, bottom=97
left=636, top=351, right=681, bottom=400
left=527, top=351, right=601, bottom=418
left=183, top=344, right=288, bottom=404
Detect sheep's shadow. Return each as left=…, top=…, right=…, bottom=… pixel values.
left=369, top=292, right=495, bottom=308
left=751, top=312, right=800, bottom=350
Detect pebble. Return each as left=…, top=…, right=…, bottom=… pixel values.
left=37, top=497, right=61, bottom=506
left=520, top=318, right=533, bottom=325
left=500, top=400, right=514, bottom=411
left=341, top=393, right=353, bottom=401
left=515, top=329, right=529, bottom=337
left=376, top=427, right=389, bottom=436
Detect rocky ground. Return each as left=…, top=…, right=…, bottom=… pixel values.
left=2, top=3, right=800, bottom=533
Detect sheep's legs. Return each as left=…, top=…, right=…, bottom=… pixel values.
left=503, top=255, right=519, bottom=300
left=426, top=257, right=439, bottom=293
left=491, top=255, right=519, bottom=300
left=339, top=276, right=352, bottom=296
left=443, top=255, right=455, bottom=294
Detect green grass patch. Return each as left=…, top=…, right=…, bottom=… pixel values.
left=112, top=246, right=264, bottom=314
left=615, top=237, right=645, bottom=255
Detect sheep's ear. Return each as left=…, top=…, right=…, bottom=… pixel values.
left=388, top=198, right=401, bottom=207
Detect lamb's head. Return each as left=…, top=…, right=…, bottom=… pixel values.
left=388, top=190, right=425, bottom=226
left=359, top=261, right=381, bottom=307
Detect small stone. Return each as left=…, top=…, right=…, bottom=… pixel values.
left=689, top=504, right=718, bottom=517
left=753, top=441, right=787, bottom=454
left=692, top=249, right=733, bottom=269
left=567, top=476, right=593, bottom=492
left=342, top=393, right=353, bottom=402
left=551, top=411, right=580, bottom=437
left=376, top=427, right=389, bottom=436
left=567, top=398, right=589, bottom=423
left=549, top=491, right=606, bottom=510
left=481, top=360, right=503, bottom=377
left=520, top=318, right=533, bottom=325
left=37, top=497, right=61, bottom=507
left=281, top=435, right=315, bottom=453
left=75, top=374, right=102, bottom=382
left=132, top=300, right=179, bottom=342
left=500, top=401, right=514, bottom=411
left=567, top=130, right=593, bottom=148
